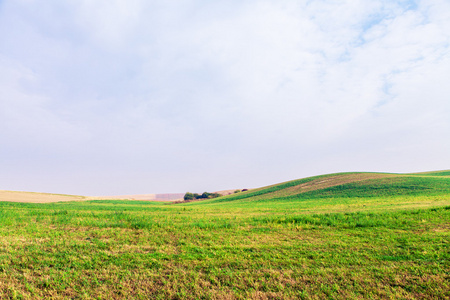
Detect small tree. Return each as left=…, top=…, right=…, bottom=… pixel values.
left=184, top=192, right=195, bottom=200
left=184, top=191, right=220, bottom=200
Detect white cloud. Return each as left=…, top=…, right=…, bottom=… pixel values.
left=1, top=0, right=449, bottom=194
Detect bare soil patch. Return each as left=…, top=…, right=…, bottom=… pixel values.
left=0, top=191, right=185, bottom=203
left=0, top=190, right=86, bottom=203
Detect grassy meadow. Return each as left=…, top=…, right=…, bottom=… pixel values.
left=0, top=172, right=449, bottom=299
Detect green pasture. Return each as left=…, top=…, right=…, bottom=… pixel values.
left=0, top=172, right=449, bottom=299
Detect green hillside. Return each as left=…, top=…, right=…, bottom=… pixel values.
left=407, top=170, right=450, bottom=176
left=204, top=171, right=450, bottom=203
left=184, top=172, right=450, bottom=217
left=1, top=170, right=449, bottom=299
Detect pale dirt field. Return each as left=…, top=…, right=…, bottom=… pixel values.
left=0, top=190, right=87, bottom=203
left=0, top=191, right=185, bottom=203
left=215, top=189, right=247, bottom=196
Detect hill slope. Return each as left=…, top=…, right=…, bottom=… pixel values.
left=191, top=170, right=450, bottom=211
left=0, top=191, right=184, bottom=203
left=1, top=170, right=449, bottom=299
left=0, top=190, right=86, bottom=203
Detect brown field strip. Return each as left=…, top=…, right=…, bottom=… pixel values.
left=255, top=173, right=399, bottom=200
left=0, top=191, right=184, bottom=203
left=0, top=190, right=86, bottom=203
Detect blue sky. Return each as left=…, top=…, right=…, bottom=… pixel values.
left=1, top=0, right=449, bottom=195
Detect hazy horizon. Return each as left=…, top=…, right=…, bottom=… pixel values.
left=1, top=0, right=449, bottom=195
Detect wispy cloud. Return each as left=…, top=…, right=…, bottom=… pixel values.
left=1, top=0, right=449, bottom=194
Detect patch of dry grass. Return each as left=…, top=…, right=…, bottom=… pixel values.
left=0, top=190, right=86, bottom=203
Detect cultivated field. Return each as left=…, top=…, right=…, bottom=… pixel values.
left=0, top=190, right=86, bottom=203
left=0, top=171, right=449, bottom=299
left=0, top=191, right=185, bottom=203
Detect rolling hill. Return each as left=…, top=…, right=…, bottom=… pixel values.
left=0, top=190, right=86, bottom=203
left=1, top=170, right=449, bottom=299
left=2, top=170, right=449, bottom=205
left=0, top=191, right=185, bottom=203
left=202, top=170, right=450, bottom=202
left=185, top=170, right=450, bottom=214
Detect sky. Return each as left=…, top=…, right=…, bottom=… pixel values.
left=1, top=0, right=449, bottom=196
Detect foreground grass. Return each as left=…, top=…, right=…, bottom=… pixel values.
left=0, top=203, right=449, bottom=298
left=1, top=172, right=449, bottom=299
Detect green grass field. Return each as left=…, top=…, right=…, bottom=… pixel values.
left=1, top=171, right=449, bottom=299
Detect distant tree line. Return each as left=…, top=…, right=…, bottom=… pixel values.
left=234, top=189, right=248, bottom=193
left=184, top=192, right=221, bottom=201
left=184, top=189, right=249, bottom=201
